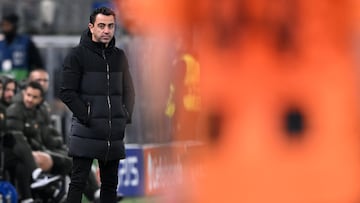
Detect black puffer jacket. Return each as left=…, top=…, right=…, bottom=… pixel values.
left=59, top=29, right=135, bottom=161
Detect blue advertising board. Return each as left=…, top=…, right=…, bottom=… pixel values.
left=117, top=142, right=203, bottom=197
left=117, top=145, right=145, bottom=196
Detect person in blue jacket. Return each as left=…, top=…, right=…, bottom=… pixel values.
left=59, top=7, right=135, bottom=203
left=0, top=13, right=44, bottom=81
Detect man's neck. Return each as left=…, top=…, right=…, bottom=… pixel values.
left=5, top=35, right=16, bottom=44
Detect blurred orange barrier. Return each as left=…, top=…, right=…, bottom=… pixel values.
left=116, top=0, right=360, bottom=202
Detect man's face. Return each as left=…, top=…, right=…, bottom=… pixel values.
left=29, top=71, right=49, bottom=92
left=89, top=14, right=115, bottom=46
left=0, top=83, right=3, bottom=99
left=3, top=82, right=15, bottom=104
left=0, top=20, right=14, bottom=34
left=22, top=87, right=42, bottom=109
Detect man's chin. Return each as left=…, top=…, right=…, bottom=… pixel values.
left=101, top=38, right=111, bottom=43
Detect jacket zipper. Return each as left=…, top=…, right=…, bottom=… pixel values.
left=87, top=102, right=91, bottom=118
left=103, top=49, right=112, bottom=163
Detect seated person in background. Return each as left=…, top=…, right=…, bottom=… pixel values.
left=2, top=130, right=59, bottom=203
left=5, top=81, right=72, bottom=176
left=0, top=78, right=58, bottom=203
left=0, top=76, right=17, bottom=108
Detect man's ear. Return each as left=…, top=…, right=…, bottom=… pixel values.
left=88, top=23, right=94, bottom=32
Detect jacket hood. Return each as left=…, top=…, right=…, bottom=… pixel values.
left=79, top=29, right=115, bottom=54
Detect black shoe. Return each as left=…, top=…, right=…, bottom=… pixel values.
left=20, top=198, right=34, bottom=203
left=117, top=193, right=124, bottom=202
left=93, top=193, right=124, bottom=203
left=31, top=170, right=61, bottom=189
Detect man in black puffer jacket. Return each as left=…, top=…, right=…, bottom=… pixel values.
left=59, top=6, right=135, bottom=203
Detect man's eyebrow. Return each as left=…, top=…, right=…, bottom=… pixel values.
left=97, top=23, right=114, bottom=25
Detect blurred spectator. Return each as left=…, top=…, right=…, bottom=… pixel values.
left=0, top=79, right=58, bottom=202
left=6, top=81, right=71, bottom=176
left=165, top=31, right=201, bottom=141
left=0, top=76, right=17, bottom=108
left=39, top=0, right=57, bottom=34
left=0, top=13, right=44, bottom=81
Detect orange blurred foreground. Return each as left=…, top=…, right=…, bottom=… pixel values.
left=117, top=0, right=360, bottom=202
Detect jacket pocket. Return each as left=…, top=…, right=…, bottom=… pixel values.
left=84, top=102, right=91, bottom=125
left=122, top=104, right=131, bottom=123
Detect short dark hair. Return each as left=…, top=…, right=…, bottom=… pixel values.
left=29, top=68, right=48, bottom=77
left=2, top=13, right=19, bottom=26
left=25, top=81, right=44, bottom=98
left=89, top=7, right=115, bottom=24
left=2, top=76, right=17, bottom=92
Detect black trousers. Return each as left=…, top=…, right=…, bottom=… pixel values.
left=8, top=133, right=38, bottom=200
left=66, top=157, right=120, bottom=203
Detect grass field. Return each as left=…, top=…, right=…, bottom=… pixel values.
left=121, top=197, right=160, bottom=203
left=82, top=196, right=161, bottom=203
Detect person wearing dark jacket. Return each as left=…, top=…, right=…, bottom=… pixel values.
left=4, top=81, right=62, bottom=203
left=6, top=81, right=72, bottom=175
left=0, top=77, right=40, bottom=203
left=59, top=7, right=135, bottom=203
